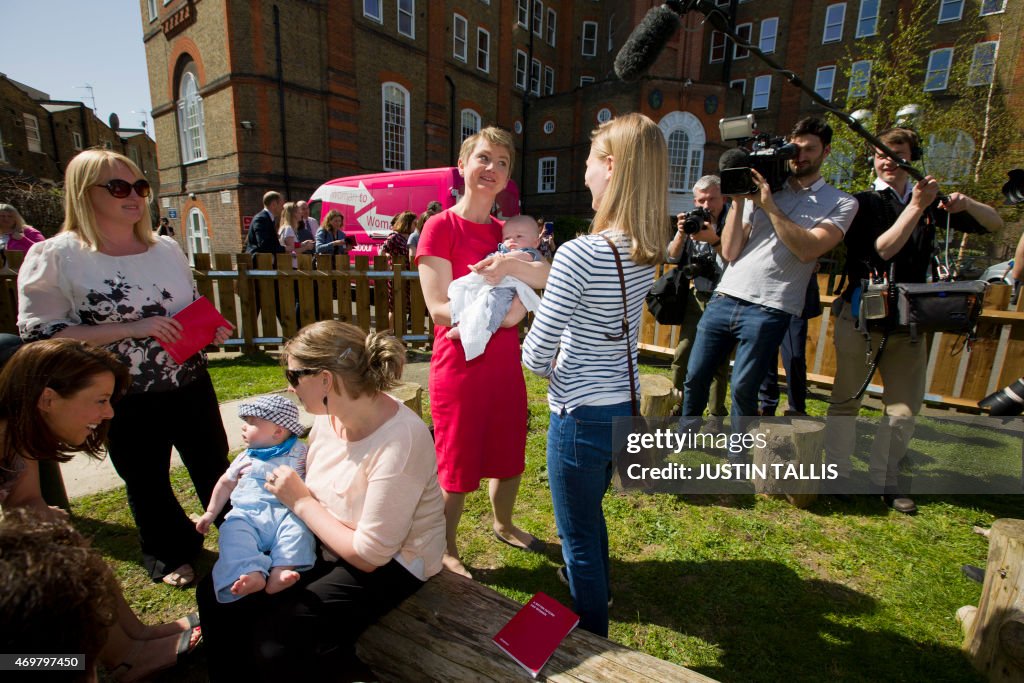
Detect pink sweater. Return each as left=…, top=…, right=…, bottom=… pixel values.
left=304, top=397, right=445, bottom=580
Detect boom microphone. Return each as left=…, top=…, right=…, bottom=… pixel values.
left=614, top=3, right=683, bottom=82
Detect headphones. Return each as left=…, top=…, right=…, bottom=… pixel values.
left=875, top=127, right=923, bottom=162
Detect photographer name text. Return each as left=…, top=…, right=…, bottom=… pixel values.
left=626, top=462, right=840, bottom=481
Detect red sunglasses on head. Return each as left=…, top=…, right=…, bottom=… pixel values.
left=93, top=179, right=151, bottom=198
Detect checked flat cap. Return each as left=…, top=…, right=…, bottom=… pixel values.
left=238, top=394, right=305, bottom=436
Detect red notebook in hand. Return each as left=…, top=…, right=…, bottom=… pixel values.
left=160, top=296, right=231, bottom=364
left=492, top=592, right=579, bottom=678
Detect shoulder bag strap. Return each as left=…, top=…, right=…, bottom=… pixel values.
left=597, top=233, right=638, bottom=417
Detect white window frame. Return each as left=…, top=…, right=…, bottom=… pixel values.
left=147, top=0, right=158, bottom=21
left=582, top=21, right=597, bottom=57
left=856, top=0, right=879, bottom=38
left=980, top=0, right=1006, bottom=16
left=364, top=0, right=382, bottom=23
left=579, top=76, right=594, bottom=87
left=0, top=128, right=6, bottom=162
left=759, top=18, right=778, bottom=54
left=815, top=66, right=836, bottom=101
left=530, top=58, right=541, bottom=96
left=177, top=68, right=207, bottom=164
left=514, top=50, right=528, bottom=90
left=532, top=0, right=543, bottom=37
left=23, top=114, right=42, bottom=153
left=752, top=75, right=772, bottom=110
left=544, top=66, right=555, bottom=95
left=730, top=78, right=746, bottom=95
left=733, top=23, right=752, bottom=60
left=516, top=0, right=528, bottom=28
left=927, top=130, right=974, bottom=182
left=460, top=109, right=481, bottom=142
left=968, top=41, right=998, bottom=87
left=607, top=14, right=615, bottom=53
left=659, top=112, right=706, bottom=196
left=924, top=48, right=954, bottom=92
left=381, top=82, right=410, bottom=171
left=538, top=156, right=556, bottom=193
left=72, top=131, right=83, bottom=150
left=823, top=3, right=846, bottom=44
left=938, top=0, right=964, bottom=23
left=187, top=208, right=211, bottom=258
left=453, top=14, right=467, bottom=62
left=709, top=31, right=726, bottom=63
left=546, top=8, right=556, bottom=45
left=477, top=28, right=490, bottom=73
left=397, top=0, right=414, bottom=39
left=849, top=59, right=872, bottom=98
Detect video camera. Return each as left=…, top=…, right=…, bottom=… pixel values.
left=717, top=115, right=797, bottom=196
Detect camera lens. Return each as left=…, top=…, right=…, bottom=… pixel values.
left=978, top=378, right=1024, bottom=417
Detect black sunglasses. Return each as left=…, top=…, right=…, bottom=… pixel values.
left=94, top=179, right=151, bottom=198
left=285, top=367, right=320, bottom=387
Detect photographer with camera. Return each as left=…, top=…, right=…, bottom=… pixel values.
left=683, top=118, right=858, bottom=434
left=666, top=175, right=729, bottom=419
left=824, top=127, right=1003, bottom=513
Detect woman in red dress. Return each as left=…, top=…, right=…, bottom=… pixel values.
left=416, top=127, right=550, bottom=577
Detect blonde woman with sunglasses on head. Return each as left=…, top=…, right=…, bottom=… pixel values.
left=17, top=148, right=233, bottom=589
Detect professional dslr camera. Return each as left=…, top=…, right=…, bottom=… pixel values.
left=680, top=206, right=712, bottom=235
left=681, top=253, right=718, bottom=281
left=717, top=114, right=797, bottom=195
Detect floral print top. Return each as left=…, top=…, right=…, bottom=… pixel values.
left=17, top=232, right=206, bottom=394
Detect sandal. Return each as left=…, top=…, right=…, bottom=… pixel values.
left=161, top=564, right=195, bottom=588
left=176, top=626, right=203, bottom=662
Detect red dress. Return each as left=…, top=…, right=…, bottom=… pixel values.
left=415, top=210, right=528, bottom=492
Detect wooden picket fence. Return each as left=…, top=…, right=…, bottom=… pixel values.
left=638, top=267, right=1024, bottom=412
left=1, top=251, right=1021, bottom=411
left=0, top=251, right=432, bottom=354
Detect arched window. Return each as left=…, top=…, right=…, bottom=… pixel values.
left=187, top=207, right=210, bottom=259
left=382, top=83, right=410, bottom=171
left=658, top=112, right=706, bottom=213
left=177, top=63, right=207, bottom=163
left=460, top=109, right=481, bottom=142
left=927, top=130, right=975, bottom=183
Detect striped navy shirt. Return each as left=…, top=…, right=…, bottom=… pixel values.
left=522, top=232, right=655, bottom=413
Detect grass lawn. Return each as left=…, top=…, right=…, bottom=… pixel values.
left=71, top=354, right=1006, bottom=682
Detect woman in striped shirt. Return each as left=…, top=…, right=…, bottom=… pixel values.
left=522, top=113, right=667, bottom=637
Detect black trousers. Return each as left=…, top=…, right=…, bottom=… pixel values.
left=106, top=372, right=229, bottom=580
left=198, top=553, right=424, bottom=682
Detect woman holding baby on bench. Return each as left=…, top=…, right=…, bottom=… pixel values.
left=198, top=321, right=446, bottom=681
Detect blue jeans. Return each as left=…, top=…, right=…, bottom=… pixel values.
left=683, top=294, right=791, bottom=430
left=547, top=401, right=630, bottom=637
left=758, top=313, right=809, bottom=415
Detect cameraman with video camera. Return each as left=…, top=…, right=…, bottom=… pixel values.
left=824, top=127, right=1003, bottom=513
left=683, top=117, right=858, bottom=433
left=666, top=175, right=729, bottom=418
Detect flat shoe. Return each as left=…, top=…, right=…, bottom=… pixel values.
left=177, top=626, right=203, bottom=662
left=494, top=530, right=546, bottom=554
left=162, top=564, right=195, bottom=588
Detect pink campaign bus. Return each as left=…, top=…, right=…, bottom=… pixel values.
left=308, top=167, right=520, bottom=261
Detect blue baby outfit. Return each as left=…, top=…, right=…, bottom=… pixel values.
left=212, top=436, right=316, bottom=603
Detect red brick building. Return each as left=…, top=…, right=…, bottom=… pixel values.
left=140, top=1, right=1024, bottom=259
left=140, top=0, right=732, bottom=256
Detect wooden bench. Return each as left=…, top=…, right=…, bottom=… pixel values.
left=356, top=570, right=717, bottom=682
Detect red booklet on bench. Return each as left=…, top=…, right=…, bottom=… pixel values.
left=160, top=296, right=231, bottom=364
left=492, top=592, right=579, bottom=678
